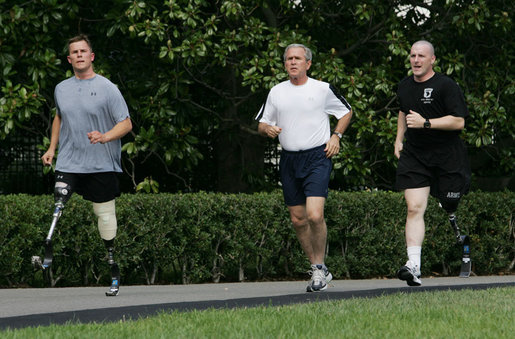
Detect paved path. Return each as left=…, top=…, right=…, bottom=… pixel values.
left=1, top=275, right=513, bottom=330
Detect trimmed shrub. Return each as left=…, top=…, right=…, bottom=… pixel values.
left=0, top=191, right=512, bottom=287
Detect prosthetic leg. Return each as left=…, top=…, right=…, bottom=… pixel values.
left=104, top=239, right=121, bottom=296
left=93, top=200, right=120, bottom=296
left=448, top=214, right=471, bottom=277
left=32, top=182, right=72, bottom=270
left=440, top=200, right=471, bottom=278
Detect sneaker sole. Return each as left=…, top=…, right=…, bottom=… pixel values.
left=397, top=267, right=421, bottom=286
left=105, top=289, right=119, bottom=296
left=306, top=283, right=328, bottom=292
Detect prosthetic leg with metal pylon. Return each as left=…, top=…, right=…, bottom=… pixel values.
left=448, top=213, right=471, bottom=277
left=31, top=182, right=72, bottom=283
left=439, top=198, right=471, bottom=277
left=104, top=239, right=120, bottom=296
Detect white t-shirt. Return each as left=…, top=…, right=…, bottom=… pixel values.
left=256, top=77, right=351, bottom=151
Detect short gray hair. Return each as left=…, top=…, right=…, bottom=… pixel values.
left=412, top=40, right=435, bottom=56
left=283, top=44, right=312, bottom=62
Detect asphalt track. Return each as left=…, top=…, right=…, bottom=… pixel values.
left=1, top=275, right=513, bottom=330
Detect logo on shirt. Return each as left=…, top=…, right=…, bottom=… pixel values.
left=91, top=92, right=97, bottom=96
left=424, top=88, right=433, bottom=98
left=421, top=88, right=434, bottom=104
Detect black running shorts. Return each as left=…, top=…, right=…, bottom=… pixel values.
left=395, top=140, right=471, bottom=202
left=280, top=145, right=332, bottom=206
left=55, top=171, right=120, bottom=203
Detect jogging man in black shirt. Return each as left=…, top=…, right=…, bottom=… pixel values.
left=394, top=40, right=471, bottom=286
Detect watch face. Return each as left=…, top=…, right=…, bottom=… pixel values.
left=424, top=120, right=431, bottom=129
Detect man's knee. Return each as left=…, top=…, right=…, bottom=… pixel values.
left=93, top=200, right=117, bottom=240
left=307, top=210, right=324, bottom=226
left=404, top=187, right=430, bottom=216
left=290, top=214, right=307, bottom=229
left=406, top=201, right=426, bottom=216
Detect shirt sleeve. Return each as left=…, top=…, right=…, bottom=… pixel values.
left=443, top=79, right=469, bottom=119
left=54, top=90, right=61, bottom=117
left=325, top=84, right=351, bottom=119
left=108, top=84, right=130, bottom=124
left=255, top=90, right=277, bottom=125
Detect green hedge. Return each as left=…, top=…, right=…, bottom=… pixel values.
left=0, top=191, right=513, bottom=287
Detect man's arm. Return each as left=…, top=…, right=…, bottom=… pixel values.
left=88, top=117, right=133, bottom=144
left=394, top=110, right=407, bottom=159
left=406, top=110, right=465, bottom=130
left=325, top=110, right=352, bottom=158
left=41, top=114, right=61, bottom=165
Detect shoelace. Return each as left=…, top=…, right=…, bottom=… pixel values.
left=405, top=262, right=421, bottom=277
left=311, top=268, right=325, bottom=285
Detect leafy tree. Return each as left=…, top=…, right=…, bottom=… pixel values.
left=0, top=0, right=513, bottom=193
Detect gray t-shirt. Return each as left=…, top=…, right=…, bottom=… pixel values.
left=54, top=74, right=130, bottom=173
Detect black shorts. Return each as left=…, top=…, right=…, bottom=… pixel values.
left=280, top=145, right=332, bottom=206
left=395, top=141, right=471, bottom=202
left=55, top=171, right=120, bottom=203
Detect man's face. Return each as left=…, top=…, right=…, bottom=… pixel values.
left=284, top=47, right=311, bottom=80
left=67, top=40, right=94, bottom=73
left=410, top=43, right=435, bottom=82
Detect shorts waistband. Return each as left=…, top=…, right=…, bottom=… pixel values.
left=281, top=144, right=325, bottom=155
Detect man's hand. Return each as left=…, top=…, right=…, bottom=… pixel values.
left=324, top=134, right=341, bottom=158
left=265, top=125, right=282, bottom=138
left=87, top=131, right=107, bottom=144
left=394, top=140, right=403, bottom=159
left=41, top=150, right=55, bottom=166
left=406, top=110, right=425, bottom=129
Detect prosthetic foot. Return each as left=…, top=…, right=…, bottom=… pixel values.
left=448, top=214, right=471, bottom=277
left=104, top=240, right=121, bottom=296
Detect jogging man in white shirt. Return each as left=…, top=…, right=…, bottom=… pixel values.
left=256, top=44, right=352, bottom=292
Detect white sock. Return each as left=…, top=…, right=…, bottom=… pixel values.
left=407, top=246, right=421, bottom=269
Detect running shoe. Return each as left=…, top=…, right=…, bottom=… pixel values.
left=306, top=264, right=329, bottom=292
left=397, top=260, right=422, bottom=286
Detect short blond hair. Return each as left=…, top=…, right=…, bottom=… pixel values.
left=68, top=34, right=93, bottom=53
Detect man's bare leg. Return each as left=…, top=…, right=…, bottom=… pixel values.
left=398, top=187, right=429, bottom=286
left=288, top=196, right=331, bottom=291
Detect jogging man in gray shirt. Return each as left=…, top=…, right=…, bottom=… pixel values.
left=41, top=34, right=132, bottom=296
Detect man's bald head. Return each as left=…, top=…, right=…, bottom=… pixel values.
left=411, top=40, right=435, bottom=57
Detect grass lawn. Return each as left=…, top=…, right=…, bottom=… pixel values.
left=2, top=286, right=513, bottom=338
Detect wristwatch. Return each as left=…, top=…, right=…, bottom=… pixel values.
left=333, top=131, right=343, bottom=138
left=424, top=119, right=431, bottom=129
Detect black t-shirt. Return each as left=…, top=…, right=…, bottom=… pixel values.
left=397, top=73, right=469, bottom=148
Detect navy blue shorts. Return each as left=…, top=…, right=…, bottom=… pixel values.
left=55, top=171, right=120, bottom=203
left=280, top=145, right=332, bottom=206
